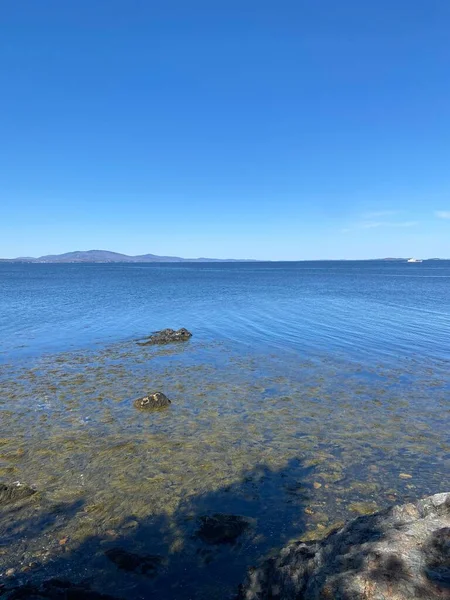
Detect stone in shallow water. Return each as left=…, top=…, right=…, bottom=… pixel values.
left=238, top=492, right=450, bottom=600
left=0, top=482, right=36, bottom=507
left=4, top=579, right=124, bottom=599
left=105, top=547, right=163, bottom=576
left=133, top=392, right=171, bottom=410
left=138, top=328, right=192, bottom=346
left=196, top=513, right=251, bottom=545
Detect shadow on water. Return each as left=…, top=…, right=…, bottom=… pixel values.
left=0, top=458, right=312, bottom=600
left=0, top=498, right=84, bottom=549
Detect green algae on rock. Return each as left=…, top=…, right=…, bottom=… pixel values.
left=0, top=482, right=36, bottom=506
left=133, top=392, right=171, bottom=410
left=137, top=328, right=192, bottom=346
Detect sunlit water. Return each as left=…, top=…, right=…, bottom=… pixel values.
left=0, top=262, right=449, bottom=599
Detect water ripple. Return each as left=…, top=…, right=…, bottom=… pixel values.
left=1, top=261, right=450, bottom=363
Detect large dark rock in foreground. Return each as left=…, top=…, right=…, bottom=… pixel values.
left=133, top=392, right=171, bottom=410
left=138, top=328, right=192, bottom=346
left=238, top=492, right=450, bottom=600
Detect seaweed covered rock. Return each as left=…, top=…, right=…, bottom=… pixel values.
left=133, top=392, right=171, bottom=410
left=0, top=483, right=36, bottom=507
left=138, top=328, right=192, bottom=346
left=238, top=492, right=450, bottom=600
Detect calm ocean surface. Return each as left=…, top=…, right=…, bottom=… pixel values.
left=2, top=260, right=450, bottom=361
left=1, top=261, right=449, bottom=599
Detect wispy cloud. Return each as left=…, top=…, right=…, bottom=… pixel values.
left=435, top=211, right=450, bottom=219
left=342, top=219, right=418, bottom=233
left=362, top=210, right=401, bottom=219
left=360, top=220, right=417, bottom=229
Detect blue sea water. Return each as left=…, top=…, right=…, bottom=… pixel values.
left=1, top=260, right=450, bottom=362
left=1, top=261, right=449, bottom=599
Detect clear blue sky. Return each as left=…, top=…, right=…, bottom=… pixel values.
left=1, top=1, right=450, bottom=259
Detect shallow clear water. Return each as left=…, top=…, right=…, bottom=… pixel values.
left=0, top=262, right=449, bottom=599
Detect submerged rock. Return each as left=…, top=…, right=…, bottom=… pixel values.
left=3, top=579, right=124, bottom=599
left=133, top=392, right=171, bottom=410
left=138, top=328, right=192, bottom=346
left=0, top=482, right=36, bottom=507
left=105, top=547, right=163, bottom=576
left=197, top=513, right=251, bottom=545
left=238, top=492, right=450, bottom=600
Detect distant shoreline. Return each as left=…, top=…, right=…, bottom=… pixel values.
left=1, top=249, right=448, bottom=263
left=1, top=257, right=447, bottom=264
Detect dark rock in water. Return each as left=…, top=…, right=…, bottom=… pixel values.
left=4, top=579, right=124, bottom=599
left=238, top=492, right=450, bottom=600
left=0, top=482, right=36, bottom=506
left=105, top=547, right=163, bottom=576
left=138, top=328, right=192, bottom=346
left=133, top=392, right=171, bottom=410
left=197, top=513, right=251, bottom=545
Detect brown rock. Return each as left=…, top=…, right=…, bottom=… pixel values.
left=133, top=392, right=171, bottom=410
left=138, top=328, right=192, bottom=346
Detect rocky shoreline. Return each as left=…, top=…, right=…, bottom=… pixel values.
left=1, top=490, right=448, bottom=599
left=238, top=492, right=450, bottom=600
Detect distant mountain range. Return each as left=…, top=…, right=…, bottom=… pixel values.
left=0, top=250, right=257, bottom=263
left=1, top=251, right=445, bottom=263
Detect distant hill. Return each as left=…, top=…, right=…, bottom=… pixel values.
left=379, top=257, right=407, bottom=261
left=0, top=249, right=257, bottom=263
